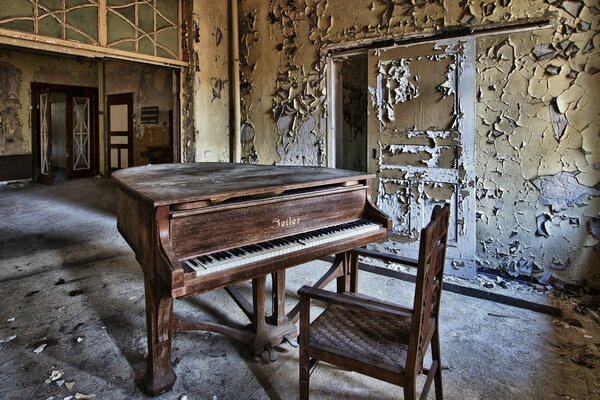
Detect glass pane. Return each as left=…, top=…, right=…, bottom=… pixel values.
left=157, top=28, right=178, bottom=56
left=107, top=0, right=132, bottom=6
left=66, top=6, right=98, bottom=42
left=138, top=36, right=154, bottom=55
left=107, top=10, right=135, bottom=43
left=138, top=3, right=154, bottom=33
left=111, top=40, right=136, bottom=52
left=0, top=20, right=35, bottom=33
left=73, top=97, right=90, bottom=170
left=66, top=0, right=92, bottom=7
left=0, top=0, right=33, bottom=19
left=116, top=5, right=135, bottom=23
left=38, top=15, right=62, bottom=38
left=156, top=0, right=177, bottom=23
left=39, top=0, right=62, bottom=10
left=40, top=94, right=50, bottom=175
left=65, top=28, right=92, bottom=44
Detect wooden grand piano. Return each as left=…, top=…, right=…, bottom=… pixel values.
left=112, top=162, right=391, bottom=395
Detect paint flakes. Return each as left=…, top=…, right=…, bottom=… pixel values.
left=212, top=79, right=223, bottom=100
left=549, top=98, right=568, bottom=141
left=532, top=172, right=600, bottom=211
left=215, top=28, right=223, bottom=46
left=535, top=214, right=551, bottom=237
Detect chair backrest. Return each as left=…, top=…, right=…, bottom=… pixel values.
left=406, top=204, right=450, bottom=375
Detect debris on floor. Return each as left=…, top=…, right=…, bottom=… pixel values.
left=0, top=335, right=17, bottom=344
left=34, top=343, right=48, bottom=353
left=45, top=370, right=63, bottom=384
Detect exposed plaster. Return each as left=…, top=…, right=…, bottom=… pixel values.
left=0, top=61, right=23, bottom=155
left=239, top=0, right=600, bottom=285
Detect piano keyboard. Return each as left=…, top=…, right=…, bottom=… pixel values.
left=182, top=220, right=381, bottom=276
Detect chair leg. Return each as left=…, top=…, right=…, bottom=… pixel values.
left=403, top=379, right=417, bottom=400
left=431, top=330, right=443, bottom=400
left=299, top=355, right=310, bottom=400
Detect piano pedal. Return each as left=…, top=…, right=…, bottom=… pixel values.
left=263, top=344, right=278, bottom=362
left=283, top=335, right=298, bottom=348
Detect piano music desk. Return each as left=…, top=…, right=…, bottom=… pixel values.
left=112, top=163, right=391, bottom=395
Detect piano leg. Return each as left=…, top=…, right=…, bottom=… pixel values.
left=271, top=270, right=287, bottom=326
left=142, top=278, right=177, bottom=396
left=336, top=251, right=359, bottom=293
left=250, top=274, right=297, bottom=357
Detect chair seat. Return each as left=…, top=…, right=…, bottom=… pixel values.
left=310, top=302, right=412, bottom=371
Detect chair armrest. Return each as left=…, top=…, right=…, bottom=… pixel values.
left=298, top=286, right=413, bottom=319
left=350, top=247, right=418, bottom=268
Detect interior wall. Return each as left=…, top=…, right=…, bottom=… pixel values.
left=237, top=0, right=600, bottom=286
left=180, top=0, right=231, bottom=163
left=0, top=49, right=98, bottom=157
left=105, top=61, right=173, bottom=167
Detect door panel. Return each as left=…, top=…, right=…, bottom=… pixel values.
left=107, top=93, right=133, bottom=172
left=367, top=38, right=476, bottom=278
left=66, top=89, right=97, bottom=178
left=72, top=97, right=91, bottom=171
left=38, top=90, right=52, bottom=184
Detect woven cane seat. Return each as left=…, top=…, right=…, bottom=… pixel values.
left=309, top=303, right=411, bottom=371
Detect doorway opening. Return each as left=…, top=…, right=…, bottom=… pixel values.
left=327, top=38, right=477, bottom=279
left=32, top=83, right=98, bottom=184
left=327, top=52, right=368, bottom=172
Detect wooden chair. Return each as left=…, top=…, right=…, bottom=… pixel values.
left=298, top=204, right=450, bottom=400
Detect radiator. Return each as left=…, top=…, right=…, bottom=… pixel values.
left=0, top=154, right=33, bottom=181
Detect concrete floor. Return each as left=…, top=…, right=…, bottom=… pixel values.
left=0, top=177, right=599, bottom=400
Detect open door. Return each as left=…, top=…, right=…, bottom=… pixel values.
left=34, top=87, right=52, bottom=184
left=32, top=84, right=98, bottom=183
left=367, top=38, right=476, bottom=278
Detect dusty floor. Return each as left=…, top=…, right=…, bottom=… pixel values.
left=0, top=177, right=599, bottom=400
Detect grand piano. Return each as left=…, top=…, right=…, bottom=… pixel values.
left=113, top=162, right=391, bottom=395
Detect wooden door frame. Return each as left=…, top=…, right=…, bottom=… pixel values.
left=326, top=49, right=368, bottom=169
left=31, top=83, right=99, bottom=182
left=106, top=92, right=134, bottom=173
left=31, top=85, right=52, bottom=184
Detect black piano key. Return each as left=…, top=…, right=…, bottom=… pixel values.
left=231, top=248, right=244, bottom=256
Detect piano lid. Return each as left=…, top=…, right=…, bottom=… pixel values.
left=112, top=162, right=374, bottom=207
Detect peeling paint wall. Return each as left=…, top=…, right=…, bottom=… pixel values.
left=180, top=0, right=230, bottom=163
left=476, top=24, right=600, bottom=284
left=239, top=0, right=600, bottom=286
left=105, top=61, right=174, bottom=167
left=0, top=49, right=97, bottom=156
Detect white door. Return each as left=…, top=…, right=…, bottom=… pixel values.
left=367, top=38, right=476, bottom=278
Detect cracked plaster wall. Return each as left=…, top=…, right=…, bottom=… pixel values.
left=0, top=49, right=97, bottom=156
left=238, top=0, right=600, bottom=286
left=181, top=0, right=230, bottom=163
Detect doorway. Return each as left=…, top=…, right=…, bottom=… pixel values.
left=328, top=37, right=477, bottom=279
left=106, top=93, right=134, bottom=172
left=32, top=83, right=99, bottom=184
